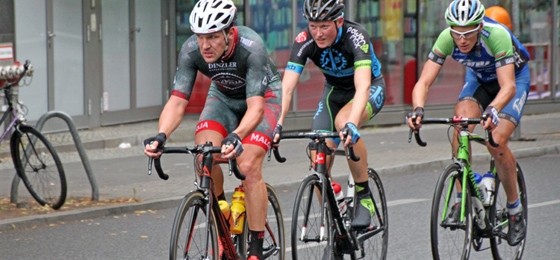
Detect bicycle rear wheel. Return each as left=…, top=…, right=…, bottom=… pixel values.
left=10, top=125, right=67, bottom=209
left=291, top=174, right=334, bottom=260
left=490, top=163, right=527, bottom=259
left=431, top=163, right=473, bottom=260
left=238, top=183, right=285, bottom=259
left=356, top=168, right=388, bottom=259
left=169, top=191, right=220, bottom=260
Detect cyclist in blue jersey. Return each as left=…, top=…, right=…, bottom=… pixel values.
left=273, top=0, right=385, bottom=230
left=406, top=0, right=528, bottom=246
left=144, top=0, right=281, bottom=259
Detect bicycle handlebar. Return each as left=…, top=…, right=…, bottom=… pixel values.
left=272, top=131, right=360, bottom=162
left=408, top=117, right=498, bottom=147
left=0, top=60, right=33, bottom=84
left=147, top=144, right=245, bottom=181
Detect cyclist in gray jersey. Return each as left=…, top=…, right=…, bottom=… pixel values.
left=144, top=1, right=280, bottom=258
left=407, top=0, right=528, bottom=247
left=273, top=0, right=385, bottom=231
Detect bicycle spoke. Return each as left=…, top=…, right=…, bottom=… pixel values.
left=170, top=192, right=219, bottom=259
left=358, top=168, right=388, bottom=259
left=431, top=164, right=472, bottom=259
left=11, top=125, right=66, bottom=209
left=490, top=163, right=527, bottom=259
left=292, top=175, right=333, bottom=260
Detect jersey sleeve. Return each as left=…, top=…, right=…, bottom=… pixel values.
left=171, top=36, right=199, bottom=100
left=286, top=30, right=312, bottom=74
left=244, top=51, right=271, bottom=98
left=485, top=27, right=515, bottom=68
left=347, top=25, right=373, bottom=70
left=429, top=29, right=454, bottom=65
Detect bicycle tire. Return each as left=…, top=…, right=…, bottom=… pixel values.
left=291, top=174, right=335, bottom=260
left=238, top=183, right=286, bottom=259
left=431, top=163, right=473, bottom=260
left=489, top=163, right=527, bottom=260
left=10, top=125, right=67, bottom=209
left=169, top=191, right=220, bottom=260
left=357, top=168, right=388, bottom=259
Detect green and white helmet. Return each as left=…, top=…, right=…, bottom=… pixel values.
left=445, top=0, right=485, bottom=27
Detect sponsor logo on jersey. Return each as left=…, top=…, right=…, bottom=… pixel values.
left=320, top=49, right=348, bottom=75
left=208, top=61, right=238, bottom=70
left=240, top=37, right=254, bottom=47
left=295, top=31, right=307, bottom=43
left=359, top=44, right=369, bottom=53
left=212, top=73, right=246, bottom=90
left=297, top=40, right=314, bottom=57
left=347, top=27, right=367, bottom=50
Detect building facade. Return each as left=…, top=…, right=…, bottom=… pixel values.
left=0, top=0, right=558, bottom=130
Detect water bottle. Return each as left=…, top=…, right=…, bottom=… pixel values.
left=332, top=181, right=347, bottom=216
left=481, top=172, right=495, bottom=206
left=218, top=200, right=232, bottom=227
left=230, top=186, right=246, bottom=235
left=473, top=172, right=487, bottom=203
left=472, top=172, right=487, bottom=229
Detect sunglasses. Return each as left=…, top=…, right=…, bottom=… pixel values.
left=449, top=24, right=481, bottom=40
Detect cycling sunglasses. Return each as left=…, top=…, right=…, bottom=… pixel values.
left=449, top=24, right=481, bottom=40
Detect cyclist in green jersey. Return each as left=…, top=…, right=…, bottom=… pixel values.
left=407, top=0, right=528, bottom=246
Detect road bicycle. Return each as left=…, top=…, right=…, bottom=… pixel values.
left=148, top=142, right=285, bottom=260
left=408, top=116, right=527, bottom=259
left=272, top=131, right=388, bottom=259
left=0, top=60, right=66, bottom=209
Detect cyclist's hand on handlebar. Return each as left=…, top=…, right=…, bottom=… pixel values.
left=143, top=132, right=166, bottom=158
left=406, top=107, right=424, bottom=130
left=340, top=122, right=360, bottom=147
left=272, top=124, right=282, bottom=147
left=221, top=132, right=244, bottom=159
left=481, top=105, right=500, bottom=130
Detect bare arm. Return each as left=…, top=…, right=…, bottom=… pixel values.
left=233, top=95, right=265, bottom=139
left=277, top=70, right=301, bottom=126
left=491, top=63, right=516, bottom=111
left=407, top=59, right=443, bottom=128
left=347, top=67, right=371, bottom=126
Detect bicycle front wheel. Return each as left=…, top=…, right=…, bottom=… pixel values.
left=238, top=183, right=285, bottom=259
left=490, top=163, right=527, bottom=260
left=169, top=191, right=220, bottom=260
left=431, top=163, right=473, bottom=260
left=291, top=174, right=334, bottom=260
left=10, top=125, right=67, bottom=209
left=357, top=168, right=388, bottom=259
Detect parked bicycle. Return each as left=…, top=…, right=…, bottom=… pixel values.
left=408, top=116, right=527, bottom=259
left=272, top=131, right=388, bottom=259
left=0, top=60, right=66, bottom=209
left=148, top=142, right=285, bottom=260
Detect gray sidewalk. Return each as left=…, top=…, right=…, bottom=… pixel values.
left=1, top=112, right=559, bottom=230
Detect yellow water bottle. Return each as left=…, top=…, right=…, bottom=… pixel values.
left=218, top=200, right=232, bottom=227
left=230, top=186, right=246, bottom=234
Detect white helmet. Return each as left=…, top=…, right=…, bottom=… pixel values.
left=445, top=0, right=485, bottom=27
left=189, top=0, right=237, bottom=34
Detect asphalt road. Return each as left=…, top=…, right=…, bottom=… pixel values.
left=0, top=154, right=559, bottom=259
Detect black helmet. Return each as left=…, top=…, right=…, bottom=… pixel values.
left=303, top=0, right=344, bottom=22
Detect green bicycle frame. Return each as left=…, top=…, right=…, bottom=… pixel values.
left=441, top=130, right=489, bottom=223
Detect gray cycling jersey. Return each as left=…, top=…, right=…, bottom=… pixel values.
left=172, top=26, right=281, bottom=100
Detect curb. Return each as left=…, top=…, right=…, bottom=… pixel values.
left=2, top=144, right=558, bottom=232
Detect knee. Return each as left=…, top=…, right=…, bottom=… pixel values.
left=237, top=159, right=262, bottom=185
left=487, top=133, right=510, bottom=156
